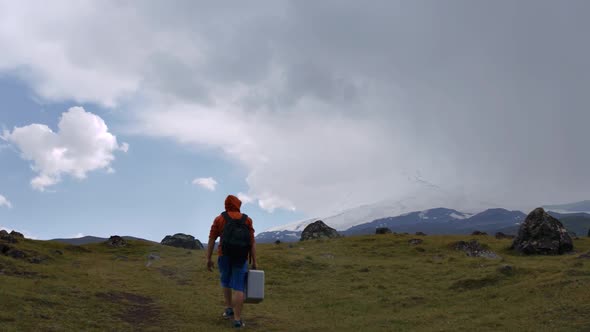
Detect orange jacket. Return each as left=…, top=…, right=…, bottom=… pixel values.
left=208, top=195, right=255, bottom=256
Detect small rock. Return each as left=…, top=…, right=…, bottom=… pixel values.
left=53, top=250, right=64, bottom=255
left=578, top=251, right=590, bottom=259
left=471, top=231, right=488, bottom=236
left=359, top=267, right=370, bottom=273
left=115, top=255, right=128, bottom=261
left=415, top=232, right=427, bottom=236
left=408, top=239, right=424, bottom=245
left=376, top=227, right=392, bottom=235
left=148, top=253, right=160, bottom=260
left=274, top=240, right=281, bottom=245
left=8, top=249, right=27, bottom=259
left=0, top=243, right=11, bottom=254
left=452, top=240, right=501, bottom=259
left=498, top=264, right=515, bottom=275
left=106, top=236, right=127, bottom=247
left=29, top=257, right=45, bottom=264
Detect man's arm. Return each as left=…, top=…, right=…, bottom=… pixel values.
left=206, top=217, right=220, bottom=272
left=248, top=219, right=257, bottom=269
left=206, top=238, right=216, bottom=272
left=250, top=240, right=257, bottom=270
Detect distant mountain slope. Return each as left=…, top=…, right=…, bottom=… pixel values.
left=257, top=200, right=423, bottom=243
left=49, top=236, right=156, bottom=245
left=344, top=208, right=471, bottom=236
left=345, top=208, right=526, bottom=236
left=449, top=208, right=526, bottom=232
left=544, top=200, right=590, bottom=213
left=547, top=211, right=590, bottom=236
left=258, top=196, right=590, bottom=242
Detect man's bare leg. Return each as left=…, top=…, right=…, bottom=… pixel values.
left=223, top=287, right=232, bottom=309
left=232, top=291, right=245, bottom=321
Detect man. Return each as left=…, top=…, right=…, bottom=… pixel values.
left=207, top=195, right=257, bottom=329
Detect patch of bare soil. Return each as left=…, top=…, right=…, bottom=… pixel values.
left=96, top=291, right=160, bottom=325
left=157, top=266, right=192, bottom=286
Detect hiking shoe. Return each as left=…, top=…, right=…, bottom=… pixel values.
left=222, top=308, right=234, bottom=319
left=233, top=320, right=245, bottom=328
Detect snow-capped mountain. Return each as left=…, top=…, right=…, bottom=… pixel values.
left=256, top=196, right=590, bottom=242
left=256, top=197, right=449, bottom=242
left=255, top=193, right=500, bottom=242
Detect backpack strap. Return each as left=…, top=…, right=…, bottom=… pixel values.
left=222, top=211, right=248, bottom=223
left=221, top=211, right=230, bottom=222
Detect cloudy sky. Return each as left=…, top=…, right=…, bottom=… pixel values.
left=0, top=1, right=588, bottom=241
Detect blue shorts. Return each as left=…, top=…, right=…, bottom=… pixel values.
left=218, top=256, right=248, bottom=292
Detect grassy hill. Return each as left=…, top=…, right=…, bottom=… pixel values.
left=48, top=236, right=157, bottom=246
left=1, top=235, right=590, bottom=331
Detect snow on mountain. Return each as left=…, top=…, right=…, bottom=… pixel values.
left=264, top=218, right=319, bottom=232
left=256, top=182, right=502, bottom=242
left=264, top=191, right=494, bottom=232
left=450, top=212, right=471, bottom=219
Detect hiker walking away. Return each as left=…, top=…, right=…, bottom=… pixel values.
left=207, top=195, right=257, bottom=329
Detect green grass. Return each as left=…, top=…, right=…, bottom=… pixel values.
left=1, top=235, right=590, bottom=331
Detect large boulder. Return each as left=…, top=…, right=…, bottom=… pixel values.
left=0, top=230, right=12, bottom=242
left=375, top=227, right=392, bottom=235
left=300, top=221, right=340, bottom=241
left=0, top=230, right=23, bottom=243
left=10, top=231, right=24, bottom=239
left=511, top=208, right=573, bottom=255
left=161, top=233, right=204, bottom=249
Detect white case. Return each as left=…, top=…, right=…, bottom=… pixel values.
left=245, top=270, right=265, bottom=304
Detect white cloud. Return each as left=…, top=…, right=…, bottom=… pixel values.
left=237, top=192, right=255, bottom=205
left=0, top=194, right=12, bottom=208
left=192, top=177, right=217, bottom=191
left=3, top=107, right=128, bottom=191
left=73, top=233, right=84, bottom=238
left=119, top=142, right=129, bottom=153
left=0, top=2, right=589, bottom=216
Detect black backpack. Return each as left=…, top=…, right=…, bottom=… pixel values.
left=221, top=212, right=251, bottom=265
